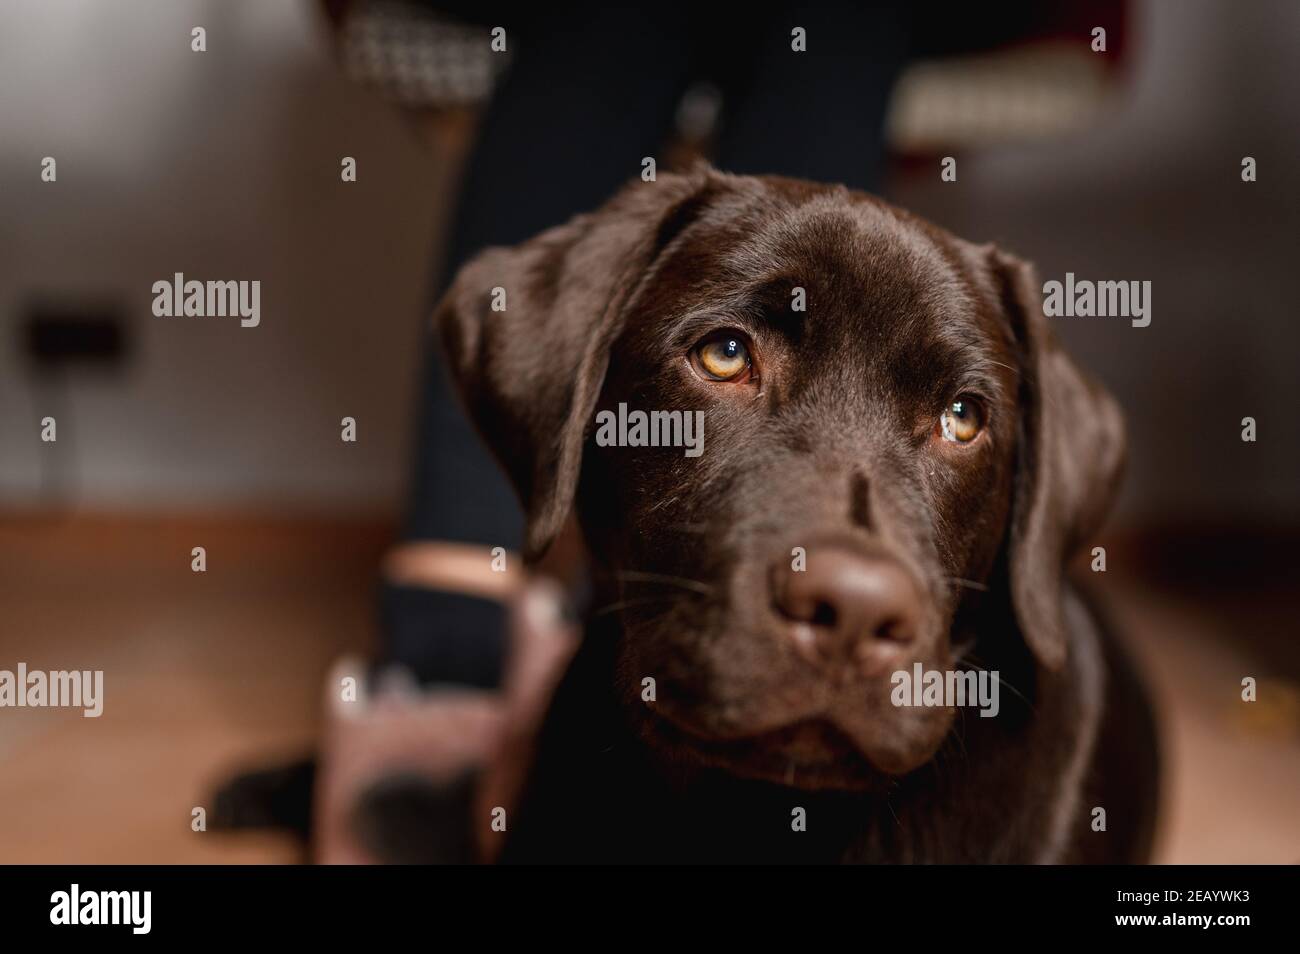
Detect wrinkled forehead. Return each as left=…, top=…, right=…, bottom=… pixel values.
left=727, top=191, right=969, bottom=311
left=635, top=182, right=1017, bottom=384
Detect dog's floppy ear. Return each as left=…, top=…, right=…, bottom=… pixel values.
left=991, top=249, right=1126, bottom=671
left=436, top=170, right=716, bottom=563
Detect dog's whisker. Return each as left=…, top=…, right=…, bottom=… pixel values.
left=611, top=570, right=714, bottom=595
left=956, top=658, right=1035, bottom=712
left=590, top=595, right=697, bottom=618
left=948, top=705, right=969, bottom=762
left=952, top=645, right=992, bottom=669
left=944, top=576, right=989, bottom=592
left=645, top=493, right=682, bottom=515
left=884, top=794, right=902, bottom=830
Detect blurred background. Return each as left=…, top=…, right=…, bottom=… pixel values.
left=0, top=0, right=1296, bottom=862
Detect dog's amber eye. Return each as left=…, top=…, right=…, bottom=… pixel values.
left=938, top=397, right=984, bottom=443
left=693, top=334, right=751, bottom=381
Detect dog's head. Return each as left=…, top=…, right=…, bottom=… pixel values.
left=438, top=168, right=1124, bottom=791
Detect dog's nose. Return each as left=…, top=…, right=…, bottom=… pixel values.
left=772, top=546, right=921, bottom=673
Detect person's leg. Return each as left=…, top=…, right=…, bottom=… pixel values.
left=388, top=5, right=697, bottom=687
left=710, top=2, right=914, bottom=191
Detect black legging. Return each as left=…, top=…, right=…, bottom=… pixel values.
left=383, top=2, right=915, bottom=687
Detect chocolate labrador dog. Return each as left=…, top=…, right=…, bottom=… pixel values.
left=437, top=166, right=1159, bottom=863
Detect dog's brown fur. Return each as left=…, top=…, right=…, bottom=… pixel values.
left=437, top=167, right=1158, bottom=863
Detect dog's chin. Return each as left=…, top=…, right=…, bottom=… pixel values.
left=638, top=710, right=917, bottom=793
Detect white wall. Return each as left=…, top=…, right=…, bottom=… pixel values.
left=0, top=0, right=446, bottom=514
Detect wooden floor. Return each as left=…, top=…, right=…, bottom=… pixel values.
left=0, top=513, right=388, bottom=864
left=0, top=514, right=1295, bottom=863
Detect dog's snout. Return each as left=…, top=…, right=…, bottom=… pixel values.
left=772, top=546, right=921, bottom=673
